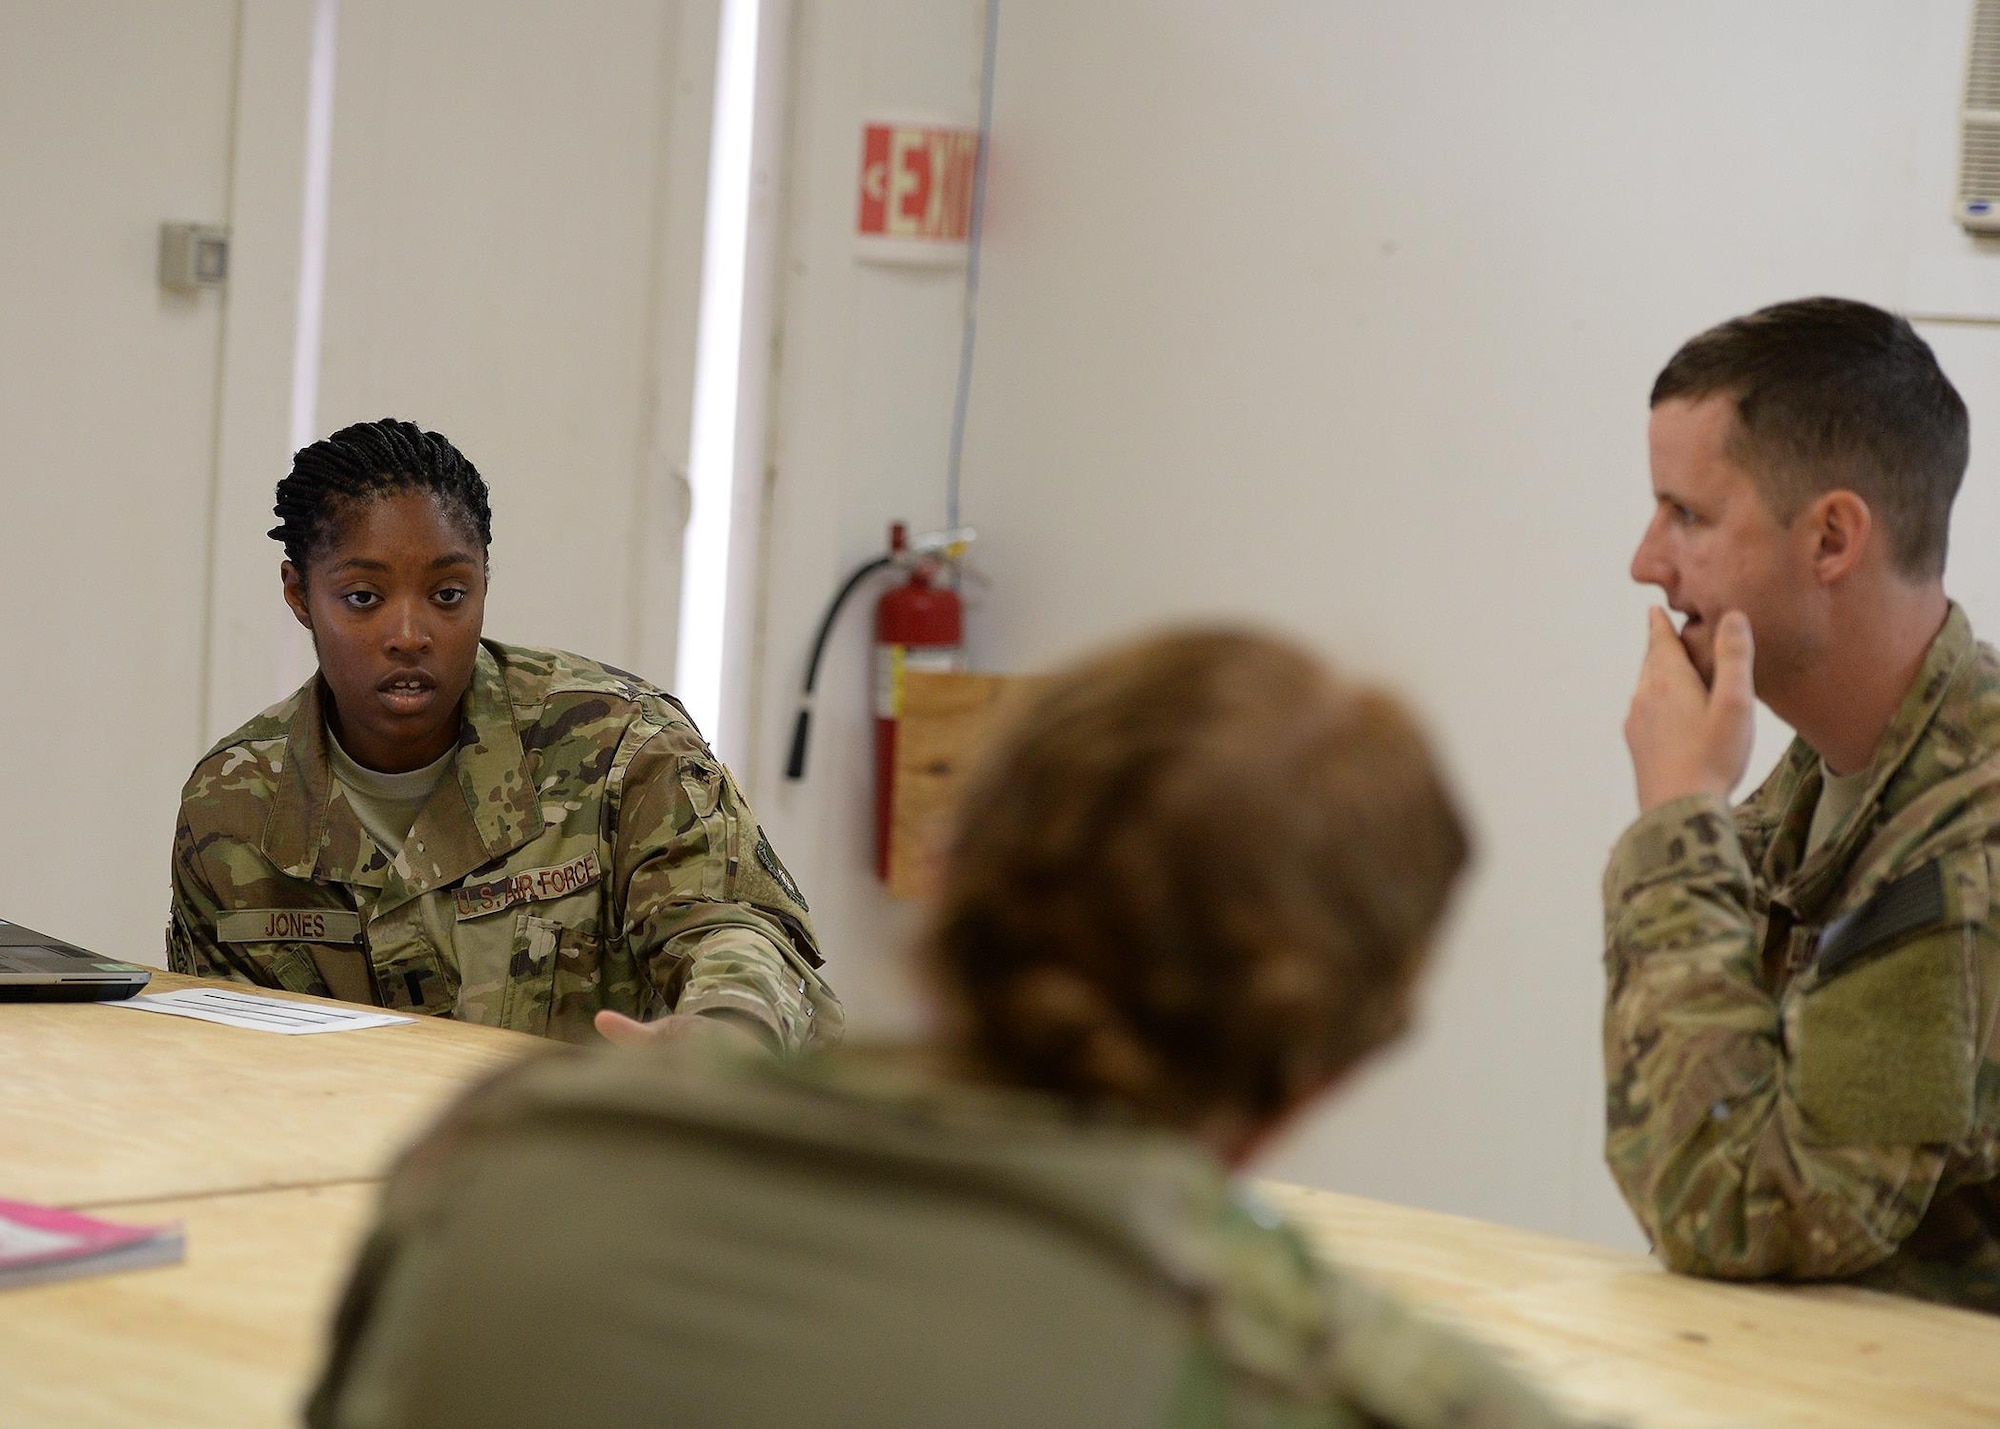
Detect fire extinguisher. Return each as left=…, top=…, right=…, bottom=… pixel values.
left=786, top=522, right=974, bottom=881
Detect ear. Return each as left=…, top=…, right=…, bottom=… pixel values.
left=1805, top=490, right=1872, bottom=586
left=281, top=561, right=313, bottom=630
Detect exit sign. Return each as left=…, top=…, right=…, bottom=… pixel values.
left=857, top=121, right=979, bottom=263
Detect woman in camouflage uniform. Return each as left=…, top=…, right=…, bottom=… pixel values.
left=308, top=628, right=1582, bottom=1428
left=167, top=418, right=837, bottom=1049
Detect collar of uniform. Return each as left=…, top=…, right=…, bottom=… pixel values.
left=1765, top=602, right=1975, bottom=913
left=1868, top=602, right=1977, bottom=793
left=261, top=675, right=381, bottom=883
left=377, top=643, right=544, bottom=907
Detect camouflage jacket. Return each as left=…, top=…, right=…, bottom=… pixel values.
left=1605, top=603, right=2000, bottom=1311
left=308, top=1043, right=1579, bottom=1429
left=168, top=641, right=841, bottom=1050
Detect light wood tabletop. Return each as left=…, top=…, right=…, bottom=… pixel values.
left=9, top=982, right=2000, bottom=1428
left=0, top=972, right=539, bottom=1207
left=1264, top=1182, right=2000, bottom=1429
left=1, top=974, right=531, bottom=1428
left=0, top=1183, right=376, bottom=1429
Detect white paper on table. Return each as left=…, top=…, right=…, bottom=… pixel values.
left=109, top=987, right=413, bottom=1035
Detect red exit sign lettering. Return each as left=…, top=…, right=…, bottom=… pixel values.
left=858, top=123, right=979, bottom=245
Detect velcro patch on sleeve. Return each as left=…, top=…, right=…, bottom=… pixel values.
left=216, top=908, right=362, bottom=944
left=754, top=830, right=807, bottom=911
left=1792, top=930, right=1976, bottom=1144
left=455, top=851, right=601, bottom=920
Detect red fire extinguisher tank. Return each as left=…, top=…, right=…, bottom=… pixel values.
left=873, top=530, right=964, bottom=880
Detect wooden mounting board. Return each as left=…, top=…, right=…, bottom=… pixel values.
left=887, top=669, right=1044, bottom=899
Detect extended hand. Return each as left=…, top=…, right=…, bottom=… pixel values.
left=1624, top=608, right=1756, bottom=814
left=593, top=1008, right=770, bottom=1050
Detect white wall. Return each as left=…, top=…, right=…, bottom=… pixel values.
left=749, top=0, right=2000, bottom=1246
left=742, top=0, right=989, bottom=1035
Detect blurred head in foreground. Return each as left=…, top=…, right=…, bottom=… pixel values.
left=308, top=628, right=1556, bottom=1429
left=927, top=627, right=1470, bottom=1157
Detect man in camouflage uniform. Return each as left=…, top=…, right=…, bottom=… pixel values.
left=1606, top=297, right=2000, bottom=1311
left=171, top=640, right=839, bottom=1050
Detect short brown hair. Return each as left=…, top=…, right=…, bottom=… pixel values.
left=922, top=628, right=1470, bottom=1134
left=1651, top=297, right=1968, bottom=578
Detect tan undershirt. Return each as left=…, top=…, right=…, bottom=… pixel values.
left=1806, top=760, right=1872, bottom=857
left=317, top=730, right=456, bottom=1006
left=326, top=727, right=456, bottom=861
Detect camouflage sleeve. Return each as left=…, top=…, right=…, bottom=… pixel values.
left=1603, top=792, right=1968, bottom=1282
left=1317, top=1261, right=1590, bottom=1429
left=166, top=803, right=256, bottom=984
left=1189, top=1193, right=1585, bottom=1427
left=610, top=724, right=843, bottom=1053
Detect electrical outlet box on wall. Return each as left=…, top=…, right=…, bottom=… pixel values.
left=1959, top=0, right=2000, bottom=232
left=1907, top=0, right=2000, bottom=319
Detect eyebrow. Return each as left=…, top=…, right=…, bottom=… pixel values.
left=330, top=552, right=480, bottom=575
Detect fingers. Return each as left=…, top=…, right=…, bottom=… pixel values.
left=592, top=1010, right=755, bottom=1049
left=1709, top=610, right=1755, bottom=709
left=1639, top=606, right=1697, bottom=687
left=593, top=1008, right=653, bottom=1046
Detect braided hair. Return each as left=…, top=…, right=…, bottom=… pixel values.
left=925, top=628, right=1470, bottom=1135
left=270, top=418, right=493, bottom=574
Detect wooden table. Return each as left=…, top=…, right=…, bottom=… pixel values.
left=0, top=972, right=536, bottom=1206
left=0, top=1184, right=376, bottom=1426
left=0, top=974, right=534, bottom=1427
left=1265, top=1183, right=2000, bottom=1429
left=9, top=979, right=2000, bottom=1428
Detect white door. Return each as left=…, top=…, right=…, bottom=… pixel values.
left=0, top=1, right=243, bottom=961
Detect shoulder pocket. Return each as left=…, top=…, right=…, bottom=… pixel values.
left=1790, top=850, right=1985, bottom=1144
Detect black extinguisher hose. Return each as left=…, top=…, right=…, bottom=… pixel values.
left=785, top=554, right=896, bottom=780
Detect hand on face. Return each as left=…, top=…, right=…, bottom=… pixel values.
left=1624, top=607, right=1756, bottom=814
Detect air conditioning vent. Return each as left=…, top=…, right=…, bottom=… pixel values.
left=1960, top=0, right=2000, bottom=230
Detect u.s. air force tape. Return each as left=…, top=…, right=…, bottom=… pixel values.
left=454, top=851, right=602, bottom=920
left=216, top=908, right=362, bottom=944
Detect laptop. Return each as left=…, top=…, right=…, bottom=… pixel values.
left=0, top=918, right=153, bottom=1001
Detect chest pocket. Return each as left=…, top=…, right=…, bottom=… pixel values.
left=1787, top=849, right=1987, bottom=1145
left=491, top=914, right=605, bottom=1043
left=231, top=942, right=331, bottom=996
left=448, top=849, right=609, bottom=1042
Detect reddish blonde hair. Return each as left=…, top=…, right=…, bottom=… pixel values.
left=923, top=628, right=1470, bottom=1131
